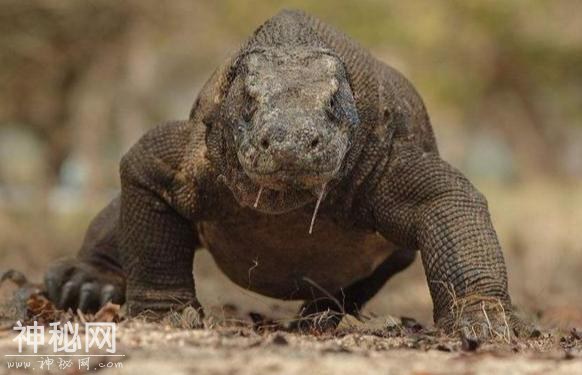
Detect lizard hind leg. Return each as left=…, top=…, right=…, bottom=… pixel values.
left=292, top=248, right=417, bottom=331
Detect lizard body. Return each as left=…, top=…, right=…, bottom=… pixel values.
left=45, top=10, right=530, bottom=337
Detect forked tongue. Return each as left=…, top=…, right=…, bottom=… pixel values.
left=309, top=183, right=327, bottom=235
left=253, top=186, right=264, bottom=208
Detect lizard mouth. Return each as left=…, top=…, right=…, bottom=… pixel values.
left=247, top=179, right=329, bottom=234
left=237, top=146, right=343, bottom=192
left=243, top=167, right=336, bottom=192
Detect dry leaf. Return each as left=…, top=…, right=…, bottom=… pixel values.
left=93, top=302, right=121, bottom=323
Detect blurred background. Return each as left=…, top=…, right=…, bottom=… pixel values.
left=1, top=0, right=581, bottom=327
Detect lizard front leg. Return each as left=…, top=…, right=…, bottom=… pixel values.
left=45, top=197, right=126, bottom=313
left=119, top=120, right=209, bottom=317
left=366, top=139, right=533, bottom=339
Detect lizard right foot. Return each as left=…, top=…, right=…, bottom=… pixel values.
left=44, top=258, right=125, bottom=313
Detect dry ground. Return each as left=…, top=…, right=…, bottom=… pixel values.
left=0, top=307, right=580, bottom=375
left=1, top=181, right=581, bottom=374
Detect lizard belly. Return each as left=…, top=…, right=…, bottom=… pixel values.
left=198, top=209, right=394, bottom=300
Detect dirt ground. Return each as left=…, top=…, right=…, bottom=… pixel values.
left=0, top=312, right=580, bottom=375
left=1, top=182, right=582, bottom=374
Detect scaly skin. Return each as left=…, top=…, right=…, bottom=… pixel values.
left=44, top=10, right=532, bottom=338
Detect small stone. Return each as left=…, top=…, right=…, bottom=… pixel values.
left=271, top=333, right=288, bottom=346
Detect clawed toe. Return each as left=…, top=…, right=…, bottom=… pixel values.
left=44, top=258, right=125, bottom=313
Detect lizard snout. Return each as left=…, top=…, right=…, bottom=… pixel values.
left=255, top=122, right=323, bottom=167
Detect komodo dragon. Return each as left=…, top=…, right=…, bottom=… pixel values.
left=44, top=10, right=531, bottom=337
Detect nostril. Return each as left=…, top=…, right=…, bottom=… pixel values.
left=310, top=137, right=320, bottom=149
left=260, top=137, right=270, bottom=150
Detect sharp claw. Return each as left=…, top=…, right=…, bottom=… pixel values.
left=78, top=282, right=99, bottom=313
left=45, top=277, right=60, bottom=304
left=59, top=280, right=78, bottom=310
left=45, top=267, right=66, bottom=303
left=100, top=284, right=116, bottom=306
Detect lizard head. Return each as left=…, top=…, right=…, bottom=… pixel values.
left=212, top=47, right=359, bottom=213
